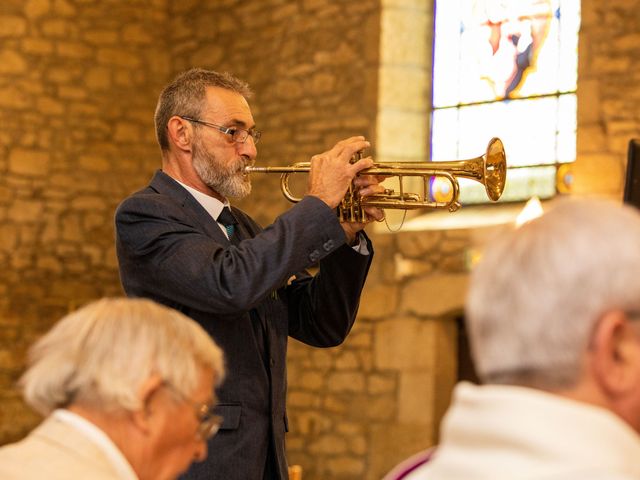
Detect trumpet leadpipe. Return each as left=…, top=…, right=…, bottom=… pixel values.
left=244, top=165, right=310, bottom=174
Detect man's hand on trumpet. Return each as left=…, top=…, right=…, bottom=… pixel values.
left=341, top=173, right=387, bottom=244
left=306, top=136, right=386, bottom=245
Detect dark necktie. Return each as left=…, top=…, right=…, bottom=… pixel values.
left=217, top=207, right=239, bottom=244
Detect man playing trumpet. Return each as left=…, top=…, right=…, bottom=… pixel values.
left=115, top=68, right=385, bottom=480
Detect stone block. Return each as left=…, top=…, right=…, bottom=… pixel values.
left=8, top=149, right=49, bottom=176
left=78, top=154, right=110, bottom=172
left=8, top=200, right=43, bottom=223
left=122, top=23, right=154, bottom=44
left=24, top=0, right=51, bottom=19
left=36, top=255, right=63, bottom=273
left=591, top=56, right=631, bottom=74
left=56, top=41, right=92, bottom=59
left=36, top=97, right=64, bottom=116
left=52, top=0, right=76, bottom=16
left=113, top=122, right=141, bottom=142
left=299, top=370, right=325, bottom=390
left=572, top=153, right=624, bottom=195
left=397, top=230, right=442, bottom=258
left=323, top=394, right=348, bottom=414
left=41, top=18, right=72, bottom=37
left=288, top=391, right=321, bottom=409
left=0, top=50, right=27, bottom=74
left=70, top=196, right=106, bottom=211
left=358, top=282, right=399, bottom=320
left=309, top=348, right=334, bottom=369
left=344, top=326, right=372, bottom=349
left=334, top=351, right=359, bottom=370
left=0, top=85, right=29, bottom=109
left=376, top=109, right=428, bottom=159
left=335, top=421, right=363, bottom=437
left=0, top=225, right=18, bottom=252
left=0, top=16, right=27, bottom=37
left=58, top=86, right=88, bottom=100
left=46, top=67, right=77, bottom=84
left=359, top=394, right=396, bottom=421
left=325, top=456, right=365, bottom=477
left=21, top=38, right=53, bottom=55
left=84, top=30, right=119, bottom=45
left=327, top=372, right=366, bottom=393
left=577, top=119, right=606, bottom=156
left=367, top=373, right=397, bottom=395
left=308, top=434, right=347, bottom=454
left=379, top=67, right=429, bottom=112
left=398, top=372, right=435, bottom=425
left=97, top=48, right=141, bottom=68
left=403, top=274, right=468, bottom=317
left=380, top=8, right=429, bottom=66
left=374, top=316, right=436, bottom=370
left=61, top=214, right=82, bottom=242
left=291, top=410, right=331, bottom=436
left=348, top=434, right=367, bottom=455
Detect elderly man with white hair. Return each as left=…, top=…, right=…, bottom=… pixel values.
left=0, top=297, right=225, bottom=480
left=399, top=198, right=640, bottom=480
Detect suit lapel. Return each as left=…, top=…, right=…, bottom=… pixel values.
left=149, top=170, right=229, bottom=244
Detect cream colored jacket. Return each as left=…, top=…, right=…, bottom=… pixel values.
left=0, top=414, right=133, bottom=480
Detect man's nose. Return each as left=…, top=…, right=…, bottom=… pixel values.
left=237, top=135, right=257, bottom=160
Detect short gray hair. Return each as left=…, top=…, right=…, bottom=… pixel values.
left=154, top=68, right=253, bottom=151
left=20, top=297, right=225, bottom=415
left=466, top=198, right=640, bottom=389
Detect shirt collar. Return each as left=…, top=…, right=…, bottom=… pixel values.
left=174, top=179, right=229, bottom=221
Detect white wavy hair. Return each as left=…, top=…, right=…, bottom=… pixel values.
left=466, top=198, right=640, bottom=388
left=20, top=297, right=225, bottom=415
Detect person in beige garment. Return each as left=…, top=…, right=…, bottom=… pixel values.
left=386, top=198, right=640, bottom=480
left=0, top=297, right=225, bottom=480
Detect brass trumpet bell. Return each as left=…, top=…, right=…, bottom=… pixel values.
left=244, top=137, right=507, bottom=222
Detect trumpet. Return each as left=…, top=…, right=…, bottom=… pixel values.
left=244, top=137, right=507, bottom=222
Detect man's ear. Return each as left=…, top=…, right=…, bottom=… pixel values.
left=131, top=374, right=165, bottom=434
left=590, top=310, right=640, bottom=397
left=167, top=116, right=193, bottom=153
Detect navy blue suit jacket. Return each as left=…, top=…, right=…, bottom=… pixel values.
left=115, top=171, right=373, bottom=480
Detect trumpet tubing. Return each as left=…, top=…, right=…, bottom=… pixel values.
left=244, top=138, right=507, bottom=221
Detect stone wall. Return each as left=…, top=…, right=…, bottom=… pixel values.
left=0, top=0, right=169, bottom=443
left=2, top=0, right=640, bottom=479
left=573, top=0, right=640, bottom=196
left=166, top=0, right=381, bottom=226
left=286, top=227, right=475, bottom=479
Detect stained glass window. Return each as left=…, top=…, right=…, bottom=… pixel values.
left=431, top=0, right=581, bottom=204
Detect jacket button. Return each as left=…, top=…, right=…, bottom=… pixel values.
left=309, top=250, right=320, bottom=262
left=323, top=240, right=334, bottom=251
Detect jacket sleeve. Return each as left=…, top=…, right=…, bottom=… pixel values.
left=115, top=192, right=358, bottom=315
left=285, top=233, right=373, bottom=347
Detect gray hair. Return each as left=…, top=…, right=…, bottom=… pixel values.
left=154, top=68, right=253, bottom=151
left=466, top=198, right=640, bottom=389
left=20, top=297, right=225, bottom=415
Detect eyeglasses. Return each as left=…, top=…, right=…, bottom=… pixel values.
left=163, top=381, right=222, bottom=440
left=179, top=116, right=261, bottom=144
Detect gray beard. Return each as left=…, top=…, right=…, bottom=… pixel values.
left=192, top=138, right=251, bottom=199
